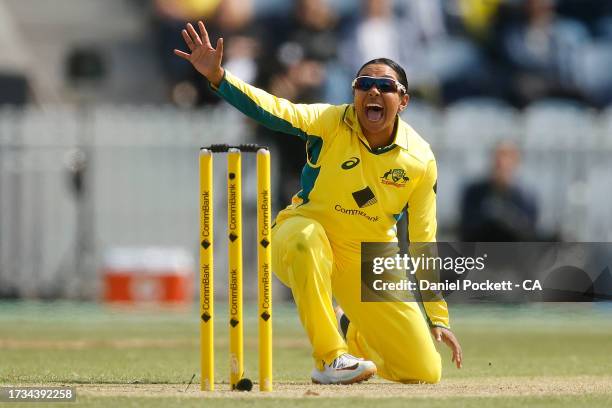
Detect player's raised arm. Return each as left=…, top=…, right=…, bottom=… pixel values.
left=174, top=21, right=332, bottom=141
left=174, top=21, right=225, bottom=87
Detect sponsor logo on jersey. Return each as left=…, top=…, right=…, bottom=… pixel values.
left=352, top=186, right=377, bottom=208
left=341, top=157, right=360, bottom=170
left=381, top=168, right=409, bottom=187
left=334, top=204, right=379, bottom=222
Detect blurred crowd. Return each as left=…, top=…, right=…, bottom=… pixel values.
left=3, top=0, right=611, bottom=110
left=153, top=0, right=612, bottom=110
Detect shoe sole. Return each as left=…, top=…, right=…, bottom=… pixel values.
left=311, top=366, right=377, bottom=385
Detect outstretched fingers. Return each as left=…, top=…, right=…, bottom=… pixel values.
left=445, top=334, right=463, bottom=369
left=215, top=37, right=224, bottom=61
left=173, top=49, right=190, bottom=61
left=186, top=23, right=202, bottom=46
left=432, top=327, right=463, bottom=369
left=198, top=20, right=211, bottom=48
left=181, top=29, right=195, bottom=51
left=451, top=346, right=462, bottom=368
left=174, top=20, right=223, bottom=79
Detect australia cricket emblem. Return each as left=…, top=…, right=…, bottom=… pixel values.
left=381, top=168, right=409, bottom=188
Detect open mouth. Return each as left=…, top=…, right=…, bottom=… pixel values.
left=365, top=103, right=384, bottom=122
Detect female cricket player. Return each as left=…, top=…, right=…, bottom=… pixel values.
left=175, top=21, right=462, bottom=385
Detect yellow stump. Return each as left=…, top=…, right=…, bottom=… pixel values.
left=257, top=148, right=273, bottom=391
left=199, top=149, right=214, bottom=391
left=227, top=148, right=244, bottom=389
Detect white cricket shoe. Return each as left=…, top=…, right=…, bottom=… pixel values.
left=311, top=353, right=377, bottom=385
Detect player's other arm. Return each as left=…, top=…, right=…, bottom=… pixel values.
left=408, top=158, right=463, bottom=368
left=174, top=20, right=328, bottom=140
left=407, top=159, right=447, bottom=326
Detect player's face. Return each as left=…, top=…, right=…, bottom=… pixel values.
left=353, top=63, right=409, bottom=141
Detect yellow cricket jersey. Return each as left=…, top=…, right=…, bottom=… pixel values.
left=213, top=70, right=449, bottom=328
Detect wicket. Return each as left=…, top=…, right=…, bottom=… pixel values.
left=199, top=144, right=273, bottom=392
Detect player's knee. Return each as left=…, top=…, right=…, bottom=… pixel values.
left=415, top=362, right=441, bottom=384
left=287, top=223, right=326, bottom=252
left=389, top=354, right=441, bottom=384
left=291, top=231, right=311, bottom=253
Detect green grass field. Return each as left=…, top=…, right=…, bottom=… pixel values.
left=1, top=301, right=611, bottom=407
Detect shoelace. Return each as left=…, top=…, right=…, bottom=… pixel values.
left=330, top=353, right=362, bottom=369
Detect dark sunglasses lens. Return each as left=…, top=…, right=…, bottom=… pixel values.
left=355, top=77, right=375, bottom=91
left=375, top=79, right=396, bottom=93
left=355, top=77, right=397, bottom=93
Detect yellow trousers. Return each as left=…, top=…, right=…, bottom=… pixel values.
left=272, top=216, right=442, bottom=383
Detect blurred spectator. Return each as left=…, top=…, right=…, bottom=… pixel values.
left=258, top=0, right=340, bottom=102
left=256, top=0, right=341, bottom=207
left=460, top=141, right=539, bottom=242
left=341, top=0, right=438, bottom=99
left=203, top=0, right=260, bottom=84
left=340, top=0, right=490, bottom=105
left=153, top=0, right=259, bottom=107
left=452, top=0, right=503, bottom=42
left=497, top=0, right=591, bottom=107
left=340, top=0, right=406, bottom=73
left=399, top=0, right=494, bottom=104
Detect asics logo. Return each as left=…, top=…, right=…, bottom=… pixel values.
left=341, top=157, right=360, bottom=170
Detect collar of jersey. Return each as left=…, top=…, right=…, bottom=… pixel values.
left=343, top=105, right=410, bottom=152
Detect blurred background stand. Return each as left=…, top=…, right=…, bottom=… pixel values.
left=58, top=46, right=108, bottom=299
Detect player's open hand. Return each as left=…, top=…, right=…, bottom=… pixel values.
left=431, top=327, right=463, bottom=368
left=174, top=21, right=224, bottom=87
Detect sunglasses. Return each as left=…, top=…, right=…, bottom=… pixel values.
left=352, top=76, right=407, bottom=94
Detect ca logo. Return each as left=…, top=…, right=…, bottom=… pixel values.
left=341, top=157, right=360, bottom=170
